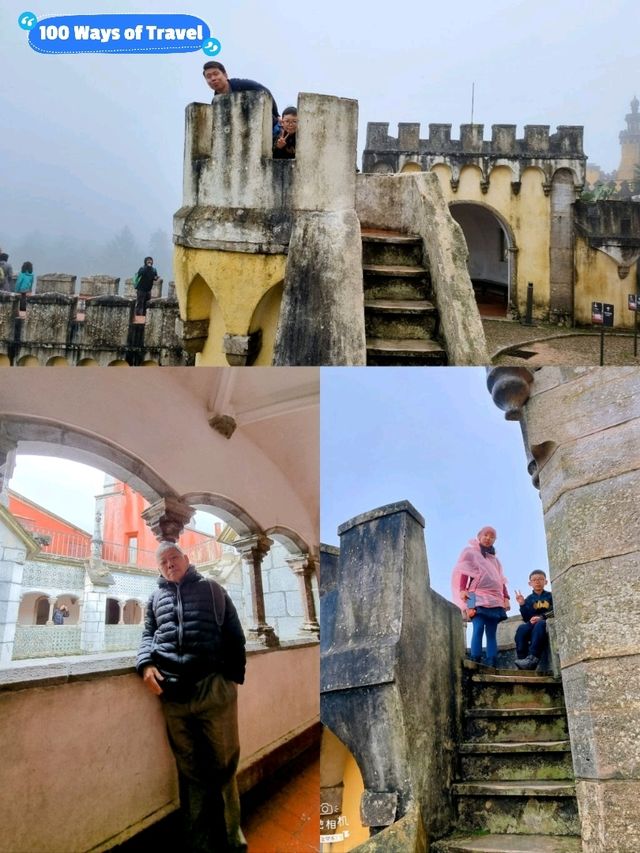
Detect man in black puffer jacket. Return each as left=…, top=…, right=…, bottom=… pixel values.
left=137, top=541, right=247, bottom=852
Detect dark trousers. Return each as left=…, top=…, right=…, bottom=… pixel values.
left=515, top=620, right=548, bottom=658
left=135, top=286, right=152, bottom=316
left=470, top=614, right=499, bottom=664
left=162, top=673, right=246, bottom=853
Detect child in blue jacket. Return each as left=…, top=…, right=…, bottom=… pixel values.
left=514, top=570, right=553, bottom=670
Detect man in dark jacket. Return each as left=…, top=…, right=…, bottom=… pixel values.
left=137, top=541, right=247, bottom=852
left=203, top=61, right=279, bottom=127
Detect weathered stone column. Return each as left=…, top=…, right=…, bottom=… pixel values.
left=45, top=596, right=56, bottom=626
left=234, top=534, right=279, bottom=647
left=488, top=366, right=640, bottom=853
left=286, top=554, right=320, bottom=636
left=141, top=496, right=194, bottom=543
left=321, top=501, right=463, bottom=840
left=117, top=600, right=125, bottom=625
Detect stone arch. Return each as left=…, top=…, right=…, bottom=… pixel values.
left=105, top=598, right=120, bottom=625
left=141, top=360, right=159, bottom=367
left=450, top=199, right=518, bottom=316
left=17, top=355, right=40, bottom=367
left=186, top=273, right=213, bottom=321
left=521, top=164, right=550, bottom=195
left=123, top=599, right=141, bottom=625
left=371, top=160, right=394, bottom=175
left=399, top=161, right=422, bottom=174
left=320, top=727, right=368, bottom=848
left=181, top=492, right=261, bottom=538
left=107, top=360, right=129, bottom=367
left=248, top=280, right=284, bottom=366
left=551, top=165, right=582, bottom=192
left=46, top=356, right=69, bottom=367
left=0, top=355, right=10, bottom=367
left=0, top=415, right=176, bottom=504
left=18, top=592, right=47, bottom=625
left=35, top=595, right=49, bottom=624
left=264, top=525, right=310, bottom=555
left=77, top=358, right=99, bottom=366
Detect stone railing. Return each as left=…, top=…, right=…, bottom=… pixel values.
left=13, top=625, right=81, bottom=659
left=105, top=624, right=145, bottom=652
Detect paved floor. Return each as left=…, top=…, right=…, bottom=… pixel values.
left=482, top=318, right=640, bottom=366
left=244, top=752, right=319, bottom=852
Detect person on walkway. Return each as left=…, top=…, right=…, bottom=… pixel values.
left=514, top=570, right=553, bottom=670
left=203, top=61, right=280, bottom=128
left=0, top=253, right=14, bottom=291
left=134, top=256, right=159, bottom=317
left=137, top=542, right=247, bottom=852
left=15, top=261, right=34, bottom=310
left=53, top=605, right=69, bottom=625
left=452, top=526, right=510, bottom=667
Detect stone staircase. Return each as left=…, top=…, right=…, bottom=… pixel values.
left=432, top=660, right=581, bottom=853
left=361, top=229, right=447, bottom=365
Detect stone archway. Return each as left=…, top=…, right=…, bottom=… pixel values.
left=450, top=201, right=517, bottom=317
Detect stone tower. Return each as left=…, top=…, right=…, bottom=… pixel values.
left=617, top=96, right=640, bottom=182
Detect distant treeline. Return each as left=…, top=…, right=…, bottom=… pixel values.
left=5, top=226, right=173, bottom=285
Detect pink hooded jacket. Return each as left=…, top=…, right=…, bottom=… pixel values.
left=451, top=537, right=509, bottom=611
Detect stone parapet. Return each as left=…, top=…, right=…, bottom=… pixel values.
left=35, top=273, right=76, bottom=296
left=79, top=275, right=120, bottom=298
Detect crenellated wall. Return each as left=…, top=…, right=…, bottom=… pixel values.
left=0, top=283, right=190, bottom=367
left=363, top=120, right=591, bottom=324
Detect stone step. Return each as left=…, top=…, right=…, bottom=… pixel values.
left=364, top=299, right=437, bottom=314
left=366, top=337, right=447, bottom=366
left=361, top=233, right=424, bottom=267
left=459, top=740, right=573, bottom=781
left=363, top=263, right=428, bottom=278
left=464, top=707, right=568, bottom=743
left=363, top=276, right=431, bottom=301
left=468, top=675, right=564, bottom=711
left=365, top=299, right=438, bottom=342
left=431, top=833, right=582, bottom=852
left=454, top=780, right=580, bottom=836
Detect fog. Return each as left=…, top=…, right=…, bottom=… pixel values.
left=2, top=0, right=638, bottom=280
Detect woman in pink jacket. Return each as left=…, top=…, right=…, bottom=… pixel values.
left=451, top=526, right=510, bottom=668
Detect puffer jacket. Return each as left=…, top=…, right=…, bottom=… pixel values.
left=136, top=566, right=246, bottom=685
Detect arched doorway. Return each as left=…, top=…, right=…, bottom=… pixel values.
left=450, top=202, right=515, bottom=317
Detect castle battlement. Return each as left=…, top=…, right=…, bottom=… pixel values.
left=0, top=286, right=189, bottom=367
left=364, top=122, right=585, bottom=158
left=174, top=90, right=358, bottom=255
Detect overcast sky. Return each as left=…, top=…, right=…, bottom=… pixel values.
left=3, top=0, right=638, bottom=257
left=321, top=368, right=550, bottom=611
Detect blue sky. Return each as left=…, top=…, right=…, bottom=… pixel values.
left=320, top=367, right=549, bottom=611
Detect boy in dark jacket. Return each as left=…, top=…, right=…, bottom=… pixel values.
left=137, top=542, right=247, bottom=851
left=134, top=256, right=159, bottom=317
left=514, top=570, right=553, bottom=670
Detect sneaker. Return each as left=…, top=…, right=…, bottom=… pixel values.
left=515, top=657, right=528, bottom=669
left=525, top=655, right=540, bottom=670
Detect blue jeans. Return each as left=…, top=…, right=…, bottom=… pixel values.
left=515, top=620, right=548, bottom=658
left=470, top=612, right=499, bottom=664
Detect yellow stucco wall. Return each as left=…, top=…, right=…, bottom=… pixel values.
left=174, top=245, right=286, bottom=365
left=432, top=163, right=552, bottom=317
left=574, top=237, right=639, bottom=329
left=323, top=751, right=368, bottom=853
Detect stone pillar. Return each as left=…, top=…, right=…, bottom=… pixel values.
left=286, top=554, right=320, bottom=636
left=273, top=93, right=366, bottom=366
left=117, top=600, right=125, bottom=625
left=80, top=576, right=109, bottom=654
left=321, top=501, right=464, bottom=839
left=141, top=497, right=194, bottom=543
left=488, top=366, right=640, bottom=853
left=234, top=535, right=279, bottom=647
left=45, top=596, right=56, bottom=626
left=549, top=170, right=575, bottom=323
